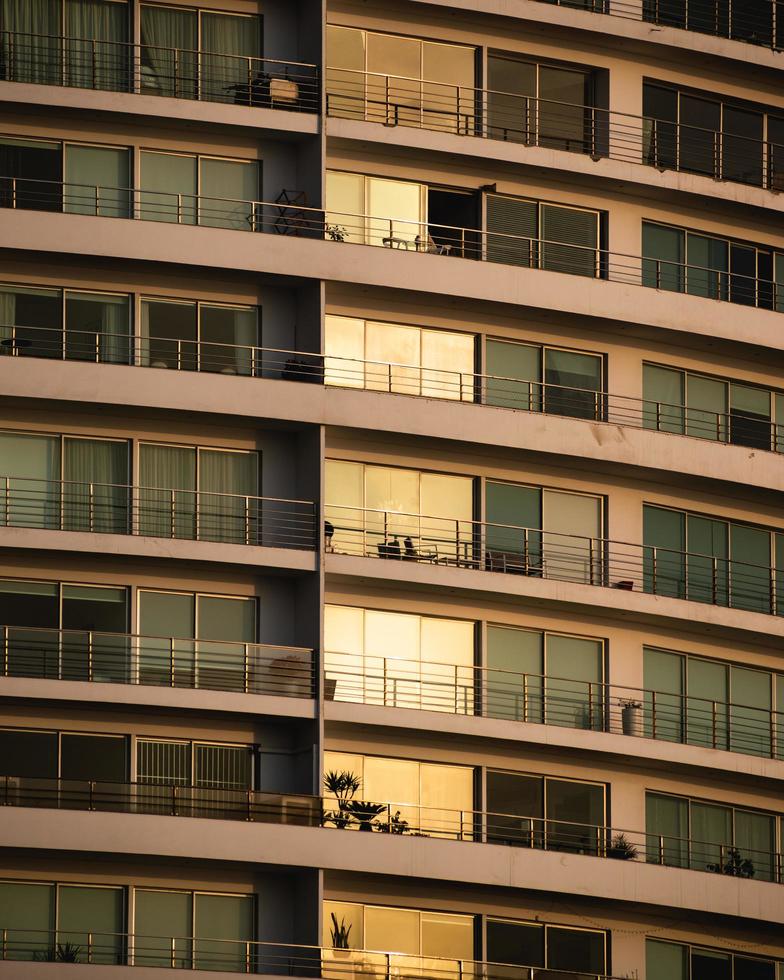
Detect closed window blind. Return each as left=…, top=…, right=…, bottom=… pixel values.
left=486, top=194, right=537, bottom=267
left=541, top=204, right=598, bottom=277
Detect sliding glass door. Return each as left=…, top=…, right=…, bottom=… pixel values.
left=65, top=0, right=129, bottom=92
left=140, top=299, right=258, bottom=374
left=0, top=432, right=60, bottom=528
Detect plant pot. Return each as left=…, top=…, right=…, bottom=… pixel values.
left=622, top=703, right=643, bottom=737
left=324, top=677, right=338, bottom=700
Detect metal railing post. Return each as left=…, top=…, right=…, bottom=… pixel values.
left=89, top=482, right=95, bottom=532
left=87, top=932, right=93, bottom=964
left=169, top=489, right=176, bottom=538
left=88, top=630, right=94, bottom=682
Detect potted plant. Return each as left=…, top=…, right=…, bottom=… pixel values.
left=322, top=913, right=356, bottom=979
left=607, top=833, right=639, bottom=860
left=322, top=769, right=360, bottom=829
left=707, top=847, right=755, bottom=878
left=620, top=699, right=643, bottom=737
left=345, top=799, right=386, bottom=831
left=326, top=224, right=348, bottom=242
left=34, top=942, right=82, bottom=962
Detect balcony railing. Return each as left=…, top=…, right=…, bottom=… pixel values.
left=3, top=776, right=781, bottom=884
left=3, top=324, right=782, bottom=455
left=324, top=653, right=784, bottom=761
left=0, top=475, right=317, bottom=549
left=0, top=30, right=319, bottom=111
left=529, top=0, right=784, bottom=51
left=1, top=178, right=781, bottom=314
left=325, top=505, right=784, bottom=616
left=326, top=71, right=784, bottom=192
left=0, top=928, right=626, bottom=978
left=0, top=626, right=315, bottom=697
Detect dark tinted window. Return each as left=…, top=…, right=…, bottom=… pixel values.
left=0, top=729, right=57, bottom=777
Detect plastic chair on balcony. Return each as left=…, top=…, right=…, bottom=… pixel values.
left=415, top=233, right=452, bottom=255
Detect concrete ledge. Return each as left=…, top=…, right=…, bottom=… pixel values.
left=0, top=526, right=316, bottom=573
left=2, top=809, right=781, bottom=924
left=325, top=553, right=784, bottom=646
left=0, top=80, right=319, bottom=137
left=0, top=676, right=315, bottom=719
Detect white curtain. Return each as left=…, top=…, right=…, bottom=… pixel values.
left=63, top=437, right=128, bottom=532
left=1, top=0, right=61, bottom=85
left=140, top=4, right=196, bottom=99
left=65, top=0, right=129, bottom=91
left=139, top=444, right=196, bottom=539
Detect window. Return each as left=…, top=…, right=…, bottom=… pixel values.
left=322, top=901, right=473, bottom=964
left=325, top=314, right=475, bottom=399
left=325, top=460, right=473, bottom=561
left=485, top=339, right=603, bottom=419
left=134, top=889, right=254, bottom=971
left=486, top=626, right=604, bottom=728
left=486, top=193, right=601, bottom=277
left=642, top=221, right=784, bottom=310
left=487, top=54, right=596, bottom=152
left=0, top=728, right=128, bottom=783
left=324, top=605, right=474, bottom=711
left=326, top=171, right=427, bottom=247
left=643, top=646, right=781, bottom=757
left=486, top=770, right=605, bottom=852
left=137, top=443, right=259, bottom=543
left=326, top=26, right=476, bottom=133
left=485, top=481, right=603, bottom=584
left=324, top=751, right=474, bottom=837
left=646, top=791, right=778, bottom=881
left=487, top=918, right=606, bottom=975
left=643, top=504, right=783, bottom=613
left=137, top=738, right=254, bottom=790
left=646, top=940, right=778, bottom=980
left=140, top=298, right=258, bottom=374
left=137, top=589, right=256, bottom=690
left=643, top=362, right=780, bottom=451
left=139, top=150, right=260, bottom=229
left=140, top=6, right=262, bottom=104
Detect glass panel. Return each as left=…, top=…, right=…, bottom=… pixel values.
left=364, top=609, right=420, bottom=707
left=140, top=299, right=198, bottom=371
left=420, top=912, right=473, bottom=978
left=135, top=890, right=192, bottom=968
left=0, top=880, right=54, bottom=960
left=485, top=340, right=540, bottom=411
left=645, top=792, right=688, bottom=867
left=420, top=762, right=474, bottom=838
left=58, top=885, right=124, bottom=964
left=323, top=901, right=363, bottom=950
left=365, top=321, right=421, bottom=395
left=367, top=176, right=425, bottom=247
left=0, top=432, right=60, bottom=529
left=325, top=459, right=363, bottom=554
left=730, top=666, right=772, bottom=757
left=730, top=243, right=758, bottom=307
left=65, top=292, right=130, bottom=365
left=138, top=590, right=195, bottom=687
left=734, top=809, right=775, bottom=881
left=0, top=578, right=59, bottom=678
left=324, top=315, right=365, bottom=389
left=62, top=584, right=129, bottom=682
left=420, top=472, right=473, bottom=563
left=542, top=489, right=601, bottom=584
left=722, top=107, right=764, bottom=187
left=692, top=949, right=732, bottom=980
left=138, top=443, right=196, bottom=539
left=420, top=616, right=474, bottom=714
left=198, top=449, right=258, bottom=545
left=543, top=348, right=601, bottom=420
left=64, top=144, right=130, bottom=217
left=686, top=234, right=728, bottom=301
left=421, top=42, right=475, bottom=135
left=366, top=33, right=421, bottom=126
left=686, top=375, right=727, bottom=441
left=686, top=514, right=727, bottom=606
left=679, top=95, right=721, bottom=177
left=643, top=364, right=685, bottom=434
left=690, top=801, right=732, bottom=871
left=643, top=506, right=685, bottom=598
left=487, top=56, right=536, bottom=144
left=643, top=648, right=684, bottom=742
left=364, top=906, right=420, bottom=954
left=0, top=284, right=61, bottom=358
left=325, top=171, right=365, bottom=244
left=485, top=482, right=540, bottom=569
left=687, top=657, right=727, bottom=748
left=199, top=158, right=258, bottom=231
left=140, top=151, right=197, bottom=224
left=194, top=893, right=253, bottom=973
left=0, top=728, right=57, bottom=777
left=486, top=770, right=542, bottom=845
left=200, top=12, right=261, bottom=105
left=546, top=926, right=605, bottom=974
left=421, top=329, right=474, bottom=401
left=0, top=0, right=61, bottom=85
left=60, top=733, right=127, bottom=781
left=0, top=136, right=62, bottom=212
left=63, top=437, right=129, bottom=534
left=538, top=66, right=588, bottom=153
left=326, top=26, right=366, bottom=119
left=730, top=524, right=771, bottom=613
left=735, top=958, right=776, bottom=980
left=362, top=756, right=418, bottom=829
left=545, top=633, right=603, bottom=730
left=730, top=383, right=771, bottom=451
left=196, top=595, right=255, bottom=692
left=545, top=779, right=604, bottom=854
left=643, top=84, right=678, bottom=169
left=199, top=306, right=257, bottom=377
left=486, top=919, right=544, bottom=968
left=65, top=0, right=129, bottom=93
left=364, top=464, right=419, bottom=557
left=140, top=4, right=197, bottom=99
left=486, top=626, right=542, bottom=722
left=645, top=940, right=688, bottom=980
left=643, top=223, right=684, bottom=293
left=323, top=604, right=363, bottom=703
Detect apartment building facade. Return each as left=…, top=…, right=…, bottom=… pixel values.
left=0, top=0, right=783, bottom=977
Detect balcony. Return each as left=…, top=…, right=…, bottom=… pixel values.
left=2, top=775, right=782, bottom=887
left=325, top=654, right=784, bottom=762
left=326, top=74, right=784, bottom=195
left=0, top=31, right=319, bottom=112
left=0, top=929, right=628, bottom=979
left=529, top=0, right=784, bottom=51
left=1, top=180, right=781, bottom=321
left=0, top=475, right=317, bottom=549
left=325, top=506, right=783, bottom=616
left=0, top=626, right=314, bottom=698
